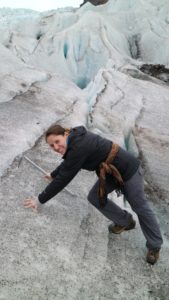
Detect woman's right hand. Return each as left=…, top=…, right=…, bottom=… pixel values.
left=44, top=173, right=53, bottom=181
left=23, top=198, right=38, bottom=212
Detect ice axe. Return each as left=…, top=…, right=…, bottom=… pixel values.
left=20, top=155, right=49, bottom=175
left=18, top=155, right=76, bottom=197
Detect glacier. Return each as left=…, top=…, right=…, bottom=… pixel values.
left=0, top=0, right=169, bottom=88
left=0, top=0, right=169, bottom=299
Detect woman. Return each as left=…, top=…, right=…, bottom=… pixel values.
left=24, top=124, right=163, bottom=264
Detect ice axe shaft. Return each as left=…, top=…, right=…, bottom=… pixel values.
left=23, top=155, right=76, bottom=197
left=23, top=155, right=48, bottom=175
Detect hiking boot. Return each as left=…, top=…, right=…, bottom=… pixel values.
left=108, top=216, right=136, bottom=234
left=146, top=249, right=160, bottom=265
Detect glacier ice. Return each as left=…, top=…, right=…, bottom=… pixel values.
left=0, top=1, right=169, bottom=298
left=0, top=0, right=169, bottom=185
left=1, top=0, right=169, bottom=88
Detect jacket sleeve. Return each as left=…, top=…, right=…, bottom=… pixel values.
left=38, top=145, right=87, bottom=204
left=50, top=164, right=62, bottom=178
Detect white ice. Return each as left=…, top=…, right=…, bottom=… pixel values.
left=0, top=1, right=169, bottom=298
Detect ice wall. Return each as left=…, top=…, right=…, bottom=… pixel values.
left=0, top=0, right=169, bottom=89
left=0, top=2, right=169, bottom=299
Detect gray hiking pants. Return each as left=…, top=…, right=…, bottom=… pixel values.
left=87, top=166, right=163, bottom=250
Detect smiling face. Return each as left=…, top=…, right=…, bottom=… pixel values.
left=46, top=133, right=68, bottom=155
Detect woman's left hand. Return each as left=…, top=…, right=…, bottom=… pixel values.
left=44, top=173, right=53, bottom=181
left=23, top=198, right=38, bottom=212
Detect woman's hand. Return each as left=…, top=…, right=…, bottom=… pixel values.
left=23, top=198, right=38, bottom=212
left=44, top=173, right=53, bottom=181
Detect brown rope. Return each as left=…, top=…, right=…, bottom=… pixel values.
left=98, top=143, right=124, bottom=207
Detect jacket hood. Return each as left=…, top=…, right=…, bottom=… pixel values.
left=69, top=126, right=87, bottom=141
left=62, top=126, right=87, bottom=159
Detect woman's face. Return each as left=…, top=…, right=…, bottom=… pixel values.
left=47, top=133, right=68, bottom=155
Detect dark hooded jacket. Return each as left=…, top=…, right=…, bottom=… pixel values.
left=38, top=126, right=140, bottom=204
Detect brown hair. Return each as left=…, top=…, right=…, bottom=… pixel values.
left=45, top=124, right=70, bottom=141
